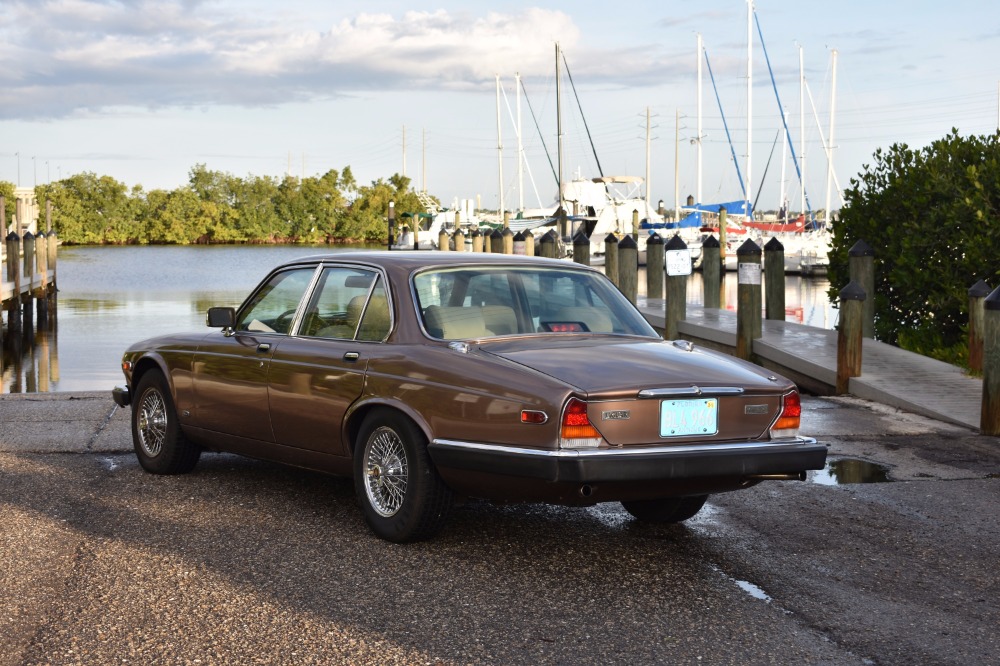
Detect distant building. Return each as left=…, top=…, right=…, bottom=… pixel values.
left=12, top=187, right=38, bottom=235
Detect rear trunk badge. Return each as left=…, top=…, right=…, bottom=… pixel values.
left=602, top=410, right=631, bottom=421
left=745, top=404, right=769, bottom=415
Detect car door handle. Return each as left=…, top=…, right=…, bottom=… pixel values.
left=257, top=343, right=271, bottom=353
left=343, top=352, right=360, bottom=362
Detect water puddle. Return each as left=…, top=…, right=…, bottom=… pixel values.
left=810, top=458, right=892, bottom=485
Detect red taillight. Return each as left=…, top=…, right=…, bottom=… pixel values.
left=560, top=398, right=603, bottom=447
left=773, top=390, right=801, bottom=431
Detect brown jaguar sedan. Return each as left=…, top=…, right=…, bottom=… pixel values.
left=113, top=251, right=826, bottom=542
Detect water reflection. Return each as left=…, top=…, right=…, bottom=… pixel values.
left=2, top=245, right=839, bottom=393
left=810, top=458, right=892, bottom=485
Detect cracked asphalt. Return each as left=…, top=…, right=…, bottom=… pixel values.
left=1, top=392, right=998, bottom=665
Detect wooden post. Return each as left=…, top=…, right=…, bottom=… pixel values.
left=736, top=239, right=762, bottom=361
left=764, top=236, right=785, bottom=321
left=35, top=232, right=48, bottom=322
left=645, top=233, right=664, bottom=300
left=524, top=231, right=534, bottom=256
left=701, top=235, right=721, bottom=309
left=412, top=216, right=420, bottom=250
left=471, top=228, right=483, bottom=253
left=21, top=231, right=35, bottom=330
left=438, top=227, right=450, bottom=252
left=664, top=234, right=688, bottom=340
left=617, top=235, right=638, bottom=305
left=5, top=231, right=20, bottom=334
left=631, top=209, right=640, bottom=240
left=538, top=230, right=556, bottom=258
left=718, top=206, right=728, bottom=266
left=503, top=210, right=511, bottom=229
left=982, top=286, right=1000, bottom=435
left=969, top=280, right=991, bottom=373
left=572, top=230, right=591, bottom=266
left=849, top=239, right=875, bottom=338
left=604, top=234, right=620, bottom=287
left=387, top=202, right=395, bottom=250
left=489, top=228, right=503, bottom=254
left=453, top=228, right=466, bottom=252
left=502, top=227, right=515, bottom=254
left=837, top=281, right=866, bottom=394
left=46, top=230, right=58, bottom=307
left=513, top=230, right=526, bottom=255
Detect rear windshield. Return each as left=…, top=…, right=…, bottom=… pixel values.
left=412, top=266, right=658, bottom=340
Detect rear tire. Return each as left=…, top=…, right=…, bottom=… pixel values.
left=354, top=409, right=453, bottom=543
left=132, top=370, right=201, bottom=475
left=621, top=495, right=709, bottom=523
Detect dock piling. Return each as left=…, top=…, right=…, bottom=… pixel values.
left=982, top=286, right=1000, bottom=435
left=969, top=280, right=991, bottom=374
left=849, top=240, right=875, bottom=338
left=617, top=235, right=638, bottom=305
left=645, top=233, right=664, bottom=300
left=837, top=281, right=867, bottom=394
left=664, top=234, right=688, bottom=341
left=764, top=237, right=785, bottom=321
left=538, top=230, right=556, bottom=258
left=604, top=234, right=620, bottom=287
left=736, top=239, right=762, bottom=361
left=572, top=231, right=591, bottom=266
left=701, top=235, right=721, bottom=309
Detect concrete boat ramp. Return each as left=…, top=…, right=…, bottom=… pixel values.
left=637, top=298, right=984, bottom=431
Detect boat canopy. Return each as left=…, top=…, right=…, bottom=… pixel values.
left=682, top=200, right=752, bottom=217
left=641, top=211, right=702, bottom=230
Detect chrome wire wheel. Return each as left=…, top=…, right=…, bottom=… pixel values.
left=136, top=388, right=167, bottom=458
left=363, top=426, right=409, bottom=517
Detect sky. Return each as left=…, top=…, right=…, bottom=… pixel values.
left=2, top=0, right=1000, bottom=216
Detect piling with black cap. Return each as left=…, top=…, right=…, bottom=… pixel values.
left=470, top=228, right=483, bottom=253
left=764, top=236, right=785, bottom=321
left=849, top=239, right=875, bottom=338
left=645, top=233, right=664, bottom=300
left=538, top=229, right=557, bottom=258
left=664, top=234, right=689, bottom=340
left=489, top=228, right=503, bottom=254
left=454, top=227, right=466, bottom=252
left=969, top=280, right=991, bottom=373
left=982, top=285, right=1000, bottom=435
left=736, top=239, right=762, bottom=361
left=701, top=235, right=721, bottom=309
left=604, top=234, right=620, bottom=287
left=502, top=227, right=515, bottom=254
left=837, top=280, right=867, bottom=394
left=617, top=235, right=638, bottom=305
left=572, top=231, right=591, bottom=266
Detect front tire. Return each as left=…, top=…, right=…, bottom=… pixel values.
left=354, top=409, right=453, bottom=543
left=132, top=370, right=200, bottom=475
left=621, top=495, right=709, bottom=523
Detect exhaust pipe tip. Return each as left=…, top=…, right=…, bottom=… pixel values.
left=744, top=472, right=807, bottom=482
left=578, top=484, right=594, bottom=498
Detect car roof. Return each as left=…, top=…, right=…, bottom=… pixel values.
left=278, top=250, right=593, bottom=272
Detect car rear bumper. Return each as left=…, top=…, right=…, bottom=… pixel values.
left=112, top=385, right=131, bottom=408
left=428, top=436, right=828, bottom=485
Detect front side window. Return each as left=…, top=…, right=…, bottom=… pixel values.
left=236, top=268, right=316, bottom=334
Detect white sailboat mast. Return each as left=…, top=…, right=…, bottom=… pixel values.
left=824, top=49, right=838, bottom=226
left=799, top=45, right=806, bottom=218
left=517, top=72, right=524, bottom=214
left=696, top=33, right=703, bottom=206
left=556, top=42, right=564, bottom=210
left=746, top=0, right=753, bottom=220
left=780, top=107, right=788, bottom=217
left=496, top=74, right=504, bottom=220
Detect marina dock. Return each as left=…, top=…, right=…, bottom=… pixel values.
left=637, top=298, right=984, bottom=430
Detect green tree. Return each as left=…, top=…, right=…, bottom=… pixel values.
left=41, top=173, right=141, bottom=244
left=829, top=129, right=1000, bottom=366
left=0, top=181, right=15, bottom=231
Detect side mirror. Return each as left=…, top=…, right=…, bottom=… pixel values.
left=207, top=307, right=236, bottom=329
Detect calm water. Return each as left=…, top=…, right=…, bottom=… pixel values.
left=1, top=245, right=837, bottom=393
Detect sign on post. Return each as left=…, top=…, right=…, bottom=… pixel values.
left=665, top=249, right=692, bottom=277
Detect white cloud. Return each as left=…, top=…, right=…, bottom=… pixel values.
left=2, top=1, right=649, bottom=119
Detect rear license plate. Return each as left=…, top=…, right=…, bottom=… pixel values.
left=660, top=399, right=719, bottom=437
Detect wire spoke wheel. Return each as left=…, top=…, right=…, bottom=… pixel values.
left=137, top=389, right=168, bottom=458
left=363, top=426, right=409, bottom=517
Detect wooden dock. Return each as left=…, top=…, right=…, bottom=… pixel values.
left=637, top=298, right=984, bottom=431
left=2, top=231, right=58, bottom=336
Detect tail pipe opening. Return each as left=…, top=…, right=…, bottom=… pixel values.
left=744, top=472, right=807, bottom=482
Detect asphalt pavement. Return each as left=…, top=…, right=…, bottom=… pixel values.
left=1, top=391, right=998, bottom=665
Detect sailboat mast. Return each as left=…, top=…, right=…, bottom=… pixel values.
left=746, top=0, right=753, bottom=221
left=496, top=74, right=504, bottom=221
left=697, top=33, right=703, bottom=206
left=799, top=45, right=806, bottom=219
left=824, top=49, right=838, bottom=227
left=517, top=72, right=524, bottom=214
left=780, top=108, right=788, bottom=218
left=556, top=42, right=564, bottom=212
